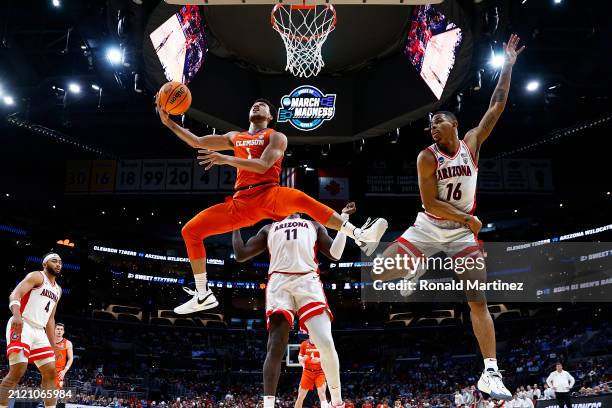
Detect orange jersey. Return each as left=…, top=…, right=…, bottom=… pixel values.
left=232, top=128, right=283, bottom=190
left=55, top=338, right=70, bottom=369
left=299, top=340, right=322, bottom=371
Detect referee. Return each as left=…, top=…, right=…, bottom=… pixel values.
left=546, top=362, right=575, bottom=408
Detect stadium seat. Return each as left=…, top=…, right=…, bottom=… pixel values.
left=439, top=318, right=462, bottom=326
left=413, top=318, right=439, bottom=327
left=150, top=317, right=173, bottom=326
left=174, top=318, right=196, bottom=327
left=204, top=320, right=228, bottom=329
left=117, top=313, right=141, bottom=323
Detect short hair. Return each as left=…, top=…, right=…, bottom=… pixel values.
left=56, top=323, right=65, bottom=328
left=254, top=98, right=277, bottom=128
left=432, top=110, right=458, bottom=123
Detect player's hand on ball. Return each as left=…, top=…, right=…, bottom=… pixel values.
left=198, top=149, right=230, bottom=170
left=342, top=202, right=356, bottom=216
left=156, top=95, right=172, bottom=125
left=503, top=33, right=525, bottom=66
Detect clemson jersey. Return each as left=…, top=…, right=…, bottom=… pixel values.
left=55, top=338, right=71, bottom=369
left=299, top=340, right=322, bottom=371
left=232, top=128, right=283, bottom=189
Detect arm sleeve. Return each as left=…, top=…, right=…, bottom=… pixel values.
left=546, top=373, right=554, bottom=388
left=568, top=372, right=575, bottom=388
left=329, top=213, right=349, bottom=260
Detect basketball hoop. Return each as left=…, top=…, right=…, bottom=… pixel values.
left=271, top=3, right=337, bottom=78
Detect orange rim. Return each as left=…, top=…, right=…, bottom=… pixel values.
left=271, top=3, right=337, bottom=41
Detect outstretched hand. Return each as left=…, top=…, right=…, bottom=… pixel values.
left=155, top=93, right=174, bottom=127
left=342, top=202, right=356, bottom=216
left=197, top=149, right=231, bottom=170
left=503, top=33, right=525, bottom=66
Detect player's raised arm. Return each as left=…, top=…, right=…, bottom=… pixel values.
left=157, top=97, right=236, bottom=151
left=464, top=34, right=524, bottom=154
left=314, top=202, right=356, bottom=261
left=418, top=150, right=482, bottom=235
left=197, top=131, right=287, bottom=173
left=232, top=225, right=271, bottom=262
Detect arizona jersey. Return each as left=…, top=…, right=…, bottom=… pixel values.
left=21, top=271, right=61, bottom=329
left=425, top=140, right=478, bottom=218
left=55, top=338, right=70, bottom=369
left=299, top=340, right=322, bottom=371
left=267, top=216, right=318, bottom=275
left=232, top=128, right=283, bottom=189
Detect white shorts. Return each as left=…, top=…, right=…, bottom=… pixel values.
left=396, top=212, right=482, bottom=262
left=6, top=317, right=55, bottom=367
left=265, top=272, right=333, bottom=332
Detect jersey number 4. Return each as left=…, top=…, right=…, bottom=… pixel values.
left=285, top=228, right=297, bottom=240
left=445, top=182, right=462, bottom=201
left=44, top=301, right=51, bottom=312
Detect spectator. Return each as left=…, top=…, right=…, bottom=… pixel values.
left=546, top=362, right=575, bottom=408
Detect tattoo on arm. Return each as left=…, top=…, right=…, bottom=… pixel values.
left=489, top=64, right=512, bottom=108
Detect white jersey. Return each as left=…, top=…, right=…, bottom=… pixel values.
left=267, top=217, right=319, bottom=274
left=424, top=140, right=478, bottom=218
left=21, top=271, right=61, bottom=329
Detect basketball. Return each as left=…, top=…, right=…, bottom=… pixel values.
left=157, top=81, right=192, bottom=115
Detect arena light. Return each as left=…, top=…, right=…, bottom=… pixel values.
left=51, top=0, right=61, bottom=7
left=3, top=96, right=15, bottom=106
left=489, top=53, right=505, bottom=68
left=554, top=0, right=562, bottom=4
left=526, top=80, right=540, bottom=92
left=0, top=85, right=3, bottom=96
left=91, top=84, right=100, bottom=91
left=106, top=47, right=122, bottom=65
left=68, top=83, right=81, bottom=94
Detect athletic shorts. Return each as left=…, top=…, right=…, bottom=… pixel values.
left=265, top=272, right=333, bottom=332
left=396, top=212, right=483, bottom=269
left=6, top=317, right=55, bottom=366
left=300, top=369, right=326, bottom=390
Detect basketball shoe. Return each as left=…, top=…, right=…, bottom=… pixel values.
left=477, top=369, right=512, bottom=400
left=174, top=286, right=219, bottom=314
left=354, top=218, right=388, bottom=256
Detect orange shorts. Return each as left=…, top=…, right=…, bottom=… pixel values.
left=300, top=369, right=326, bottom=391
left=55, top=368, right=64, bottom=389
left=182, top=184, right=336, bottom=260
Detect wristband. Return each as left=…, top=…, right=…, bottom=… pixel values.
left=340, top=213, right=350, bottom=221
left=9, top=300, right=21, bottom=310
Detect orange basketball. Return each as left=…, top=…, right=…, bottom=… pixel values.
left=157, top=81, right=192, bottom=115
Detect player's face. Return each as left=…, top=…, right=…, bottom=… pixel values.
left=287, top=213, right=301, bottom=219
left=45, top=258, right=63, bottom=276
left=430, top=114, right=457, bottom=143
left=55, top=325, right=64, bottom=337
left=249, top=101, right=272, bottom=124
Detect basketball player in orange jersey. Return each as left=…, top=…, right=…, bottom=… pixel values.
left=158, top=98, right=388, bottom=314
left=295, top=336, right=328, bottom=408
left=232, top=203, right=356, bottom=408
left=373, top=34, right=524, bottom=401
left=54, top=323, right=73, bottom=389
left=1, top=253, right=63, bottom=408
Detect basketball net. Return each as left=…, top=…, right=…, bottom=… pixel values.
left=271, top=3, right=337, bottom=78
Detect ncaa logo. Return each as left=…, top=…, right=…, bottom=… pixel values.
left=278, top=85, right=336, bottom=131
left=11, top=331, right=19, bottom=341
left=438, top=156, right=445, bottom=164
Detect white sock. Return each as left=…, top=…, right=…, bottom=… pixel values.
left=320, top=401, right=328, bottom=408
left=263, top=396, right=275, bottom=408
left=305, top=315, right=342, bottom=405
left=194, top=273, right=207, bottom=295
left=340, top=220, right=361, bottom=240
left=484, top=358, right=498, bottom=372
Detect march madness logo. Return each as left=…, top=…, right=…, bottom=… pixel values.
left=278, top=85, right=336, bottom=131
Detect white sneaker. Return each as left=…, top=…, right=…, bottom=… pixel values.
left=477, top=369, right=512, bottom=401
left=173, top=287, right=219, bottom=315
left=355, top=217, right=389, bottom=256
